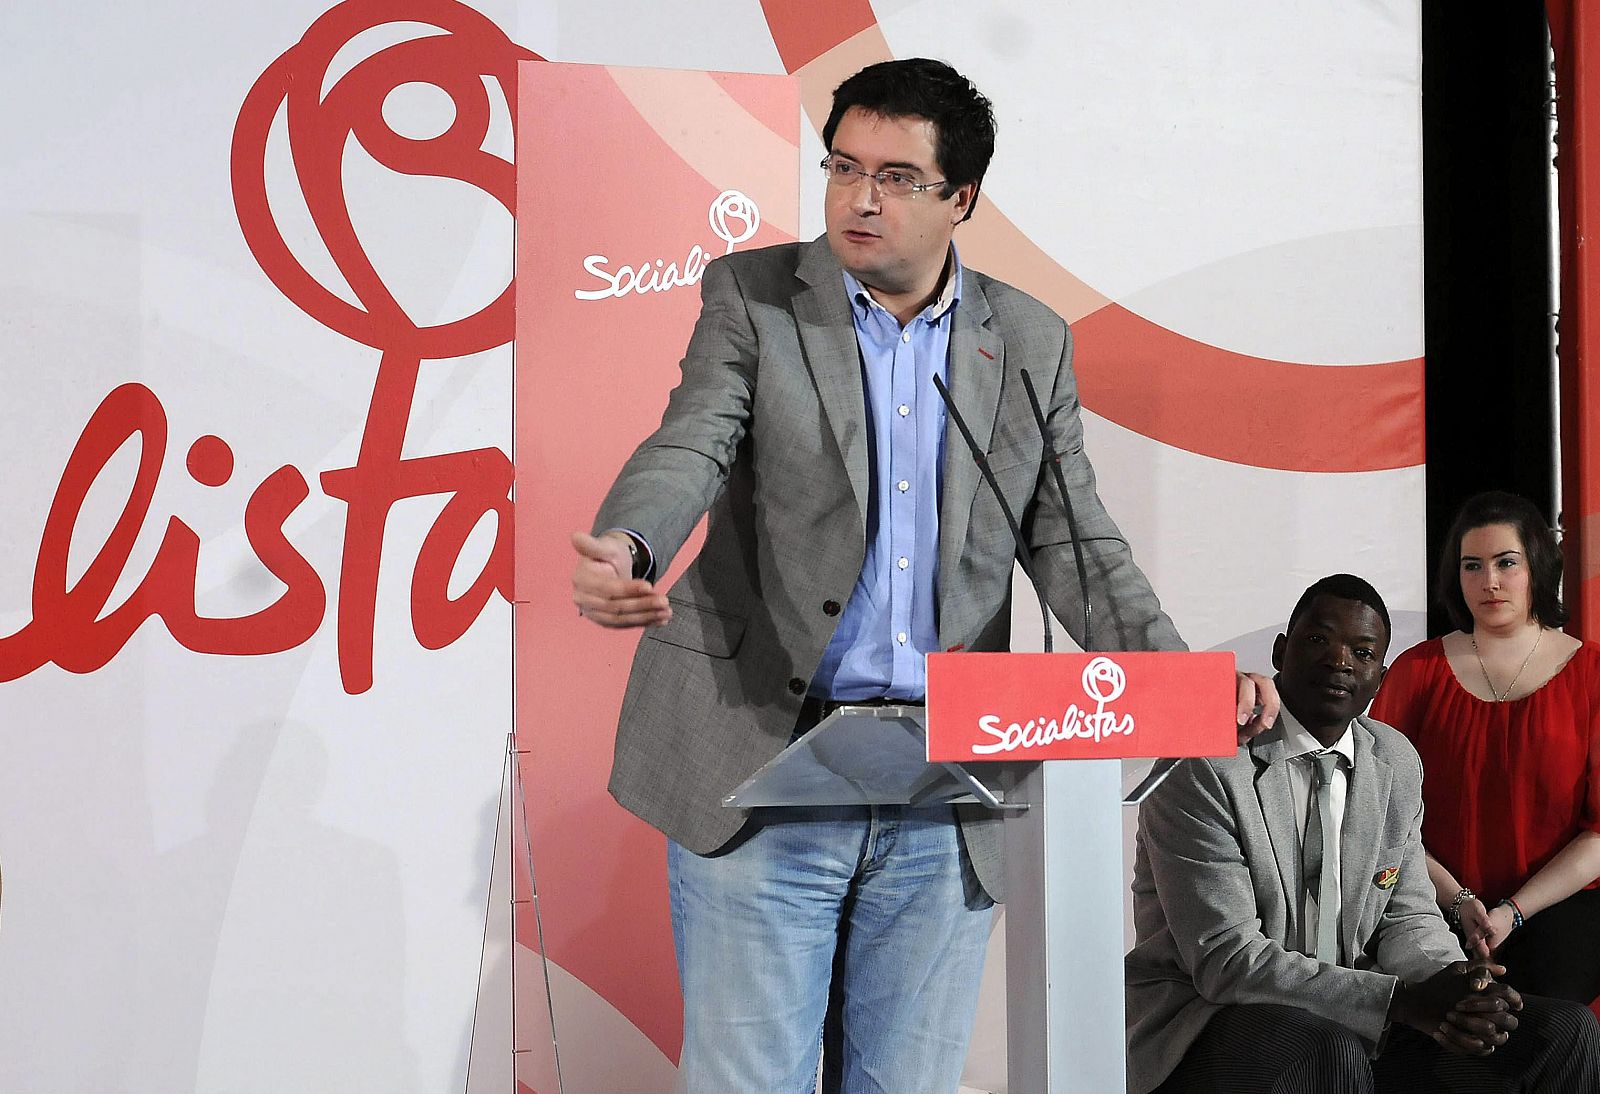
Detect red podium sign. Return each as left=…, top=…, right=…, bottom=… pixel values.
left=924, top=651, right=1238, bottom=763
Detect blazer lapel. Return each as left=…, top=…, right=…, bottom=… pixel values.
left=1340, top=720, right=1392, bottom=961
left=793, top=239, right=870, bottom=531
left=938, top=277, right=1005, bottom=617
left=1249, top=723, right=1303, bottom=943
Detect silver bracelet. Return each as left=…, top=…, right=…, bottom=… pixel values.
left=1447, top=887, right=1476, bottom=927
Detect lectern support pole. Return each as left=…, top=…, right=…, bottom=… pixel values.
left=1004, top=758, right=1127, bottom=1094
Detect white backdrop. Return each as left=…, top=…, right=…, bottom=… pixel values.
left=0, top=2, right=1424, bottom=1091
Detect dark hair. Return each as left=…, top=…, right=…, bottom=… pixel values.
left=1434, top=491, right=1568, bottom=631
left=822, top=58, right=996, bottom=222
left=1286, top=574, right=1392, bottom=644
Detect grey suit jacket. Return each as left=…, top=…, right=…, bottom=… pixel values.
left=593, top=236, right=1182, bottom=900
left=1124, top=714, right=1465, bottom=1094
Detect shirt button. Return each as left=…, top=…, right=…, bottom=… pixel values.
left=897, top=480, right=909, bottom=492
left=897, top=557, right=909, bottom=570
left=897, top=632, right=908, bottom=645
left=823, top=599, right=841, bottom=616
left=901, top=329, right=911, bottom=343
left=898, top=404, right=910, bottom=417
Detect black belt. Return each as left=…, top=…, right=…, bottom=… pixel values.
left=802, top=695, right=926, bottom=720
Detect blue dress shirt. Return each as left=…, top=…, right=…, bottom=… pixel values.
left=809, top=256, right=960, bottom=701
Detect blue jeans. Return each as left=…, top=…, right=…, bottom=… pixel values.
left=669, top=805, right=995, bottom=1094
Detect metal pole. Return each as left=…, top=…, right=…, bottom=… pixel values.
left=1003, top=759, right=1127, bottom=1093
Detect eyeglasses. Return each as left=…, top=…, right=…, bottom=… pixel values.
left=819, top=156, right=947, bottom=198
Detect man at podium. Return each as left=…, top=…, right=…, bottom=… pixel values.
left=572, top=57, right=1277, bottom=1092
left=1126, top=574, right=1600, bottom=1093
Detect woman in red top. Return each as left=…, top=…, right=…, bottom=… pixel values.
left=1371, top=491, right=1600, bottom=1002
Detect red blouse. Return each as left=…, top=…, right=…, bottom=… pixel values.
left=1369, top=638, right=1600, bottom=905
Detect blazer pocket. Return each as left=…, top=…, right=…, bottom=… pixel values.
left=644, top=598, right=747, bottom=658
left=985, top=443, right=1038, bottom=476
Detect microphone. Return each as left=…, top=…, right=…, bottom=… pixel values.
left=931, top=373, right=1054, bottom=654
left=1019, top=369, right=1093, bottom=650
left=930, top=369, right=1098, bottom=655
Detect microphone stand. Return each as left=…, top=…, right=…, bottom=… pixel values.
left=932, top=373, right=1055, bottom=655
left=1019, top=369, right=1093, bottom=650
left=930, top=369, right=1098, bottom=655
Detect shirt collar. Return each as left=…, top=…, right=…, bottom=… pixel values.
left=842, top=247, right=964, bottom=325
left=1278, top=704, right=1357, bottom=767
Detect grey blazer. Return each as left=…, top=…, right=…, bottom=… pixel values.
left=1125, top=715, right=1465, bottom=1094
left=593, top=236, right=1182, bottom=900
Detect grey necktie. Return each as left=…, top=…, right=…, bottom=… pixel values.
left=1302, top=750, right=1344, bottom=962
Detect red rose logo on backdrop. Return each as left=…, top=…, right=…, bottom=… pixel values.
left=0, top=0, right=536, bottom=694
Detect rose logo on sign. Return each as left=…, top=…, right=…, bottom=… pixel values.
left=576, top=189, right=762, bottom=300
left=1081, top=655, right=1126, bottom=706
left=709, top=189, right=759, bottom=254
left=970, top=655, right=1137, bottom=756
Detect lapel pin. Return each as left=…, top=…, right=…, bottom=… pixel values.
left=977, top=347, right=995, bottom=360
left=1373, top=866, right=1399, bottom=890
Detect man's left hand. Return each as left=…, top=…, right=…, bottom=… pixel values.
left=1235, top=672, right=1279, bottom=745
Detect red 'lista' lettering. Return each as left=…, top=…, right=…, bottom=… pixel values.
left=0, top=384, right=324, bottom=677
left=0, top=2, right=533, bottom=693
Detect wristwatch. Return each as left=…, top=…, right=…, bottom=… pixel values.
left=621, top=534, right=647, bottom=579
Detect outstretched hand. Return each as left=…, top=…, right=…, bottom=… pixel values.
left=571, top=531, right=672, bottom=628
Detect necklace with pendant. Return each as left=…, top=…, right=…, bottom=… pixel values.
left=1471, top=628, right=1544, bottom=702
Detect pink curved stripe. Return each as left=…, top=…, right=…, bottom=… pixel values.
left=764, top=9, right=1425, bottom=473
left=1072, top=304, right=1424, bottom=472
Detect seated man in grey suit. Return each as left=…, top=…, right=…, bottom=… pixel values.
left=1127, top=574, right=1600, bottom=1093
